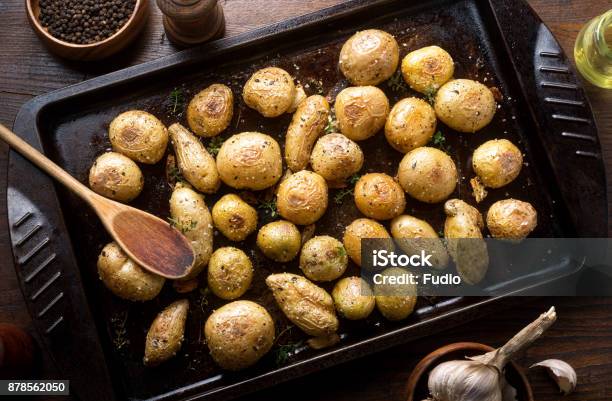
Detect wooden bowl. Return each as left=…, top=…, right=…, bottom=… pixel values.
left=406, top=342, right=534, bottom=401
left=26, top=0, right=149, bottom=61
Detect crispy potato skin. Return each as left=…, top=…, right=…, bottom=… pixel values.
left=397, top=147, right=458, bottom=203
left=287, top=84, right=307, bottom=113
left=374, top=267, right=417, bottom=321
left=97, top=242, right=165, bottom=301
left=285, top=95, right=330, bottom=172
left=299, top=236, right=348, bottom=282
left=434, top=79, right=496, bottom=133
left=242, top=67, right=296, bottom=117
left=401, top=46, right=454, bottom=93
left=204, top=301, right=275, bottom=371
left=89, top=152, right=144, bottom=202
left=310, top=133, right=364, bottom=187
left=169, top=123, right=220, bottom=194
left=354, top=173, right=406, bottom=220
left=256, top=220, right=302, bottom=262
left=266, top=273, right=338, bottom=337
left=211, top=194, right=258, bottom=242
left=277, top=170, right=328, bottom=225
left=472, top=139, right=523, bottom=188
left=343, top=218, right=392, bottom=267
left=187, top=84, right=234, bottom=137
left=144, top=299, right=189, bottom=367
left=339, top=29, right=400, bottom=86
left=334, top=86, right=390, bottom=141
left=486, top=199, right=537, bottom=240
left=216, top=132, right=283, bottom=190
left=390, top=215, right=449, bottom=269
left=332, top=277, right=375, bottom=320
left=207, top=247, right=253, bottom=300
left=109, top=110, right=168, bottom=164
left=385, top=98, right=437, bottom=153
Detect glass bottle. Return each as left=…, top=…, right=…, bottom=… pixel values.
left=574, top=9, right=612, bottom=89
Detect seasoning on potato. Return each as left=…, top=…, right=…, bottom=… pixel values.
left=277, top=170, right=328, bottom=225
left=299, top=236, right=348, bottom=282
left=434, top=79, right=497, bottom=133
left=390, top=215, right=449, bottom=270
left=486, top=199, right=537, bottom=240
left=216, top=132, right=283, bottom=190
left=204, top=300, right=275, bottom=371
left=332, top=277, right=375, bottom=320
left=373, top=267, right=418, bottom=321
left=187, top=83, right=234, bottom=137
left=89, top=152, right=144, bottom=202
left=339, top=29, right=400, bottom=86
left=256, top=220, right=302, bottom=262
left=211, top=194, right=258, bottom=242
left=385, top=97, right=437, bottom=153
left=207, top=247, right=253, bottom=300
left=401, top=46, right=455, bottom=94
left=397, top=147, right=458, bottom=203
left=144, top=299, right=189, bottom=367
left=109, top=110, right=168, bottom=164
left=334, top=86, right=390, bottom=141
left=242, top=67, right=296, bottom=117
left=97, top=242, right=165, bottom=301
left=310, top=133, right=364, bottom=187
left=472, top=139, right=523, bottom=188
left=343, top=218, right=392, bottom=267
left=354, top=173, right=406, bottom=220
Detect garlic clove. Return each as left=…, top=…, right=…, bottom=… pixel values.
left=530, top=359, right=577, bottom=395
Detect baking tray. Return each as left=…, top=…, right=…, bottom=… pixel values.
left=7, top=0, right=607, bottom=400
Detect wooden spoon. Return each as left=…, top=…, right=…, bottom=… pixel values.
left=0, top=124, right=195, bottom=280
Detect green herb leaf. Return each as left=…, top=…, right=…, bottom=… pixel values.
left=169, top=87, right=185, bottom=115
left=206, top=136, right=225, bottom=157
left=333, top=173, right=362, bottom=205
left=387, top=70, right=406, bottom=92
left=324, top=112, right=338, bottom=135
left=429, top=131, right=451, bottom=154
left=109, top=311, right=130, bottom=351
left=258, top=200, right=278, bottom=218
left=423, top=86, right=437, bottom=105
left=274, top=341, right=303, bottom=367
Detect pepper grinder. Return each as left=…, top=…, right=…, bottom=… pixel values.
left=157, top=0, right=225, bottom=47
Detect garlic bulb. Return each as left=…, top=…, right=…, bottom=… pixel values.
left=530, top=359, right=577, bottom=394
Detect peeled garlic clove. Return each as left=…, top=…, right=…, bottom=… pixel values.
left=428, top=360, right=503, bottom=401
left=530, top=359, right=577, bottom=395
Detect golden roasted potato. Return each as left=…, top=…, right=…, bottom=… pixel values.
left=373, top=267, right=418, bottom=321
left=89, top=152, right=144, bottom=202
left=339, top=29, right=400, bottom=86
left=299, top=236, right=348, bottom=282
left=486, top=199, right=537, bottom=240
left=207, top=247, right=253, bottom=300
left=169, top=184, right=213, bottom=280
left=97, top=242, right=165, bottom=301
left=334, top=86, right=390, bottom=141
left=211, top=194, right=258, bottom=242
left=204, top=300, right=275, bottom=371
left=143, top=299, right=189, bottom=367
left=385, top=98, right=437, bottom=153
left=343, top=218, right=392, bottom=267
left=216, top=132, right=283, bottom=190
left=390, top=215, right=449, bottom=270
left=287, top=84, right=308, bottom=113
left=285, top=95, right=330, bottom=172
left=310, top=133, right=364, bottom=187
left=397, top=147, right=457, bottom=203
left=332, top=277, right=375, bottom=320
left=169, top=123, right=220, bottom=194
left=256, top=220, right=302, bottom=262
left=266, top=273, right=338, bottom=337
left=434, top=79, right=496, bottom=133
left=109, top=110, right=168, bottom=164
left=242, top=67, right=296, bottom=117
left=401, top=46, right=454, bottom=93
left=354, top=173, right=406, bottom=220
left=472, top=139, right=523, bottom=188
left=187, top=84, right=234, bottom=137
left=277, top=170, right=328, bottom=225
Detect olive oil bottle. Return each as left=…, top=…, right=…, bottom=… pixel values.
left=574, top=10, right=612, bottom=89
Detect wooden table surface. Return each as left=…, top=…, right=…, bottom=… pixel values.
left=1, top=0, right=611, bottom=400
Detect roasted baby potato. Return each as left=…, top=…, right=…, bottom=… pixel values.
left=207, top=247, right=253, bottom=300
left=339, top=29, right=400, bottom=86
left=486, top=199, right=537, bottom=240
left=343, top=218, right=392, bottom=267
left=299, top=236, right=348, bottom=282
left=169, top=184, right=213, bottom=280
left=310, top=133, right=364, bottom=187
left=287, top=84, right=308, bottom=113
left=97, top=242, right=165, bottom=301
left=266, top=273, right=339, bottom=337
left=385, top=97, right=437, bottom=153
left=216, top=132, right=283, bottom=190
left=109, top=110, right=168, bottom=164
left=277, top=170, right=328, bottom=225
left=169, top=123, right=220, bottom=194
left=242, top=67, right=296, bottom=117
left=434, top=79, right=496, bottom=133
left=187, top=84, right=234, bottom=137
left=374, top=267, right=418, bottom=321
left=211, top=194, right=258, bottom=242
left=204, top=300, right=275, bottom=371
left=256, top=220, right=302, bottom=262
left=89, top=152, right=144, bottom=202
left=332, top=277, right=375, bottom=320
left=334, top=86, right=390, bottom=141
left=390, top=215, right=449, bottom=270
left=397, top=147, right=457, bottom=203
left=472, top=139, right=523, bottom=188
left=285, top=95, right=330, bottom=172
left=401, top=46, right=454, bottom=94
left=143, top=299, right=189, bottom=367
left=354, top=173, right=406, bottom=220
